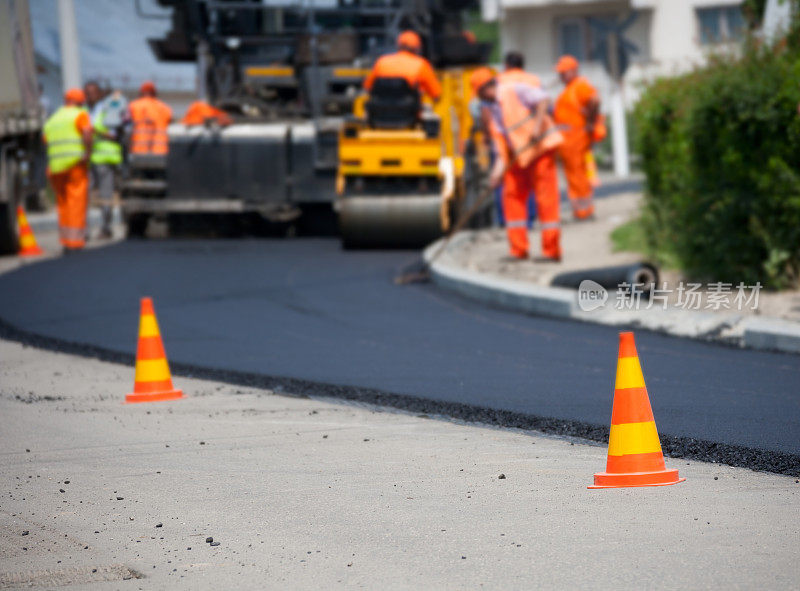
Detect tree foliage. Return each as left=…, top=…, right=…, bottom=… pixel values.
left=634, top=14, right=800, bottom=288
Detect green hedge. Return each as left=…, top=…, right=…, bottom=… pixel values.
left=634, top=23, right=800, bottom=288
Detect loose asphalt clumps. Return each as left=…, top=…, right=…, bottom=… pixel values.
left=1, top=316, right=798, bottom=478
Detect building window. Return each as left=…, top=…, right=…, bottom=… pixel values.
left=557, top=19, right=587, bottom=61
left=697, top=5, right=746, bottom=45
left=554, top=12, right=651, bottom=64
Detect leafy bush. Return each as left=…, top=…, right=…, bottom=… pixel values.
left=634, top=16, right=800, bottom=288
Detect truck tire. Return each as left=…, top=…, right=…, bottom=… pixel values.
left=0, top=155, right=21, bottom=255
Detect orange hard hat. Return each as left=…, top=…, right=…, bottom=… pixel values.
left=140, top=80, right=157, bottom=94
left=64, top=87, right=85, bottom=105
left=469, top=67, right=495, bottom=93
left=397, top=30, right=422, bottom=51
left=555, top=55, right=579, bottom=73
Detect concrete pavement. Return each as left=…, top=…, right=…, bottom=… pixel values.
left=1, top=338, right=799, bottom=589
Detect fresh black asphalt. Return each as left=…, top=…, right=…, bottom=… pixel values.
left=1, top=239, right=798, bottom=474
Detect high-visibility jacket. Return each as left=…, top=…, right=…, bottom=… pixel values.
left=554, top=75, right=605, bottom=145
left=90, top=109, right=122, bottom=165
left=363, top=50, right=442, bottom=100
left=497, top=68, right=541, bottom=89
left=489, top=82, right=563, bottom=169
left=181, top=101, right=233, bottom=127
left=129, top=96, right=172, bottom=155
left=43, top=106, right=86, bottom=174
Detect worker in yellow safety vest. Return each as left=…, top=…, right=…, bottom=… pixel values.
left=42, top=88, right=93, bottom=252
left=85, top=80, right=124, bottom=239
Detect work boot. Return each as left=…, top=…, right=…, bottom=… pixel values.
left=572, top=210, right=596, bottom=222
left=532, top=255, right=561, bottom=264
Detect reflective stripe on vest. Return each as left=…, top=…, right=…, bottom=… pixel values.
left=91, top=110, right=122, bottom=165
left=540, top=221, right=560, bottom=230
left=129, top=98, right=171, bottom=155
left=44, top=106, right=84, bottom=174
left=495, top=83, right=563, bottom=168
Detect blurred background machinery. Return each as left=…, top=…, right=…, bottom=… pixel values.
left=124, top=0, right=492, bottom=245
left=0, top=0, right=45, bottom=254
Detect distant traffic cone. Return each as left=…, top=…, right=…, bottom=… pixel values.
left=589, top=331, right=684, bottom=489
left=125, top=297, right=184, bottom=404
left=16, top=206, right=44, bottom=257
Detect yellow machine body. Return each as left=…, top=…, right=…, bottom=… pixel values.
left=336, top=69, right=480, bottom=248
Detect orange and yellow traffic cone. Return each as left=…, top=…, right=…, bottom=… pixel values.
left=16, top=206, right=44, bottom=257
left=126, top=297, right=184, bottom=404
left=589, top=331, right=684, bottom=489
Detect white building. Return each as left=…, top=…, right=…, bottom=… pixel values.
left=481, top=0, right=747, bottom=106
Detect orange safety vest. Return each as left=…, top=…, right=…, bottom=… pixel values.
left=492, top=82, right=563, bottom=169
left=554, top=76, right=606, bottom=145
left=129, top=97, right=172, bottom=155
left=181, top=101, right=233, bottom=127
left=497, top=68, right=541, bottom=89
left=364, top=50, right=442, bottom=100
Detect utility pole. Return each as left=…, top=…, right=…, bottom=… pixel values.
left=607, top=31, right=630, bottom=178
left=57, top=0, right=81, bottom=92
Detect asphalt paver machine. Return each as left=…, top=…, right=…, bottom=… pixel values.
left=125, top=0, right=491, bottom=245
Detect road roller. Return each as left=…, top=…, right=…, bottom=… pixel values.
left=124, top=0, right=492, bottom=241
left=336, top=69, right=479, bottom=248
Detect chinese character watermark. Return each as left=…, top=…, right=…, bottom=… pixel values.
left=576, top=281, right=761, bottom=312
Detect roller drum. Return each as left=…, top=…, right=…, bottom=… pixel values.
left=339, top=195, right=445, bottom=248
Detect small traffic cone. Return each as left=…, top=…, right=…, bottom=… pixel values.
left=126, top=297, right=184, bottom=404
left=16, top=206, right=44, bottom=257
left=589, top=331, right=684, bottom=489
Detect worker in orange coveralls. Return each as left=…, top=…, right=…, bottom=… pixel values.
left=364, top=30, right=441, bottom=101
left=470, top=67, right=564, bottom=261
left=42, top=88, right=92, bottom=252
left=495, top=51, right=541, bottom=227
left=128, top=81, right=173, bottom=155
left=498, top=51, right=541, bottom=88
left=181, top=101, right=233, bottom=127
left=554, top=55, right=603, bottom=220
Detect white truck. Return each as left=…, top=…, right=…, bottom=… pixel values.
left=0, top=0, right=44, bottom=254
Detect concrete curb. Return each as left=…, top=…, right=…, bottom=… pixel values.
left=424, top=233, right=800, bottom=355
left=742, top=317, right=800, bottom=354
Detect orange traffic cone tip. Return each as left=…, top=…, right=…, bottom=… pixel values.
left=125, top=297, right=184, bottom=404
left=16, top=207, right=44, bottom=257
left=589, top=331, right=685, bottom=489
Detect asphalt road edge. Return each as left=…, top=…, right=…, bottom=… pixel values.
left=1, top=315, right=797, bottom=478
left=424, top=235, right=800, bottom=355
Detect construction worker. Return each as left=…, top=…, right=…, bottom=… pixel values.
left=43, top=88, right=92, bottom=252
left=554, top=55, right=602, bottom=220
left=363, top=31, right=441, bottom=101
left=181, top=100, right=233, bottom=127
left=498, top=51, right=541, bottom=88
left=495, top=51, right=540, bottom=228
left=470, top=67, right=563, bottom=261
left=128, top=81, right=172, bottom=155
left=85, top=81, right=125, bottom=239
